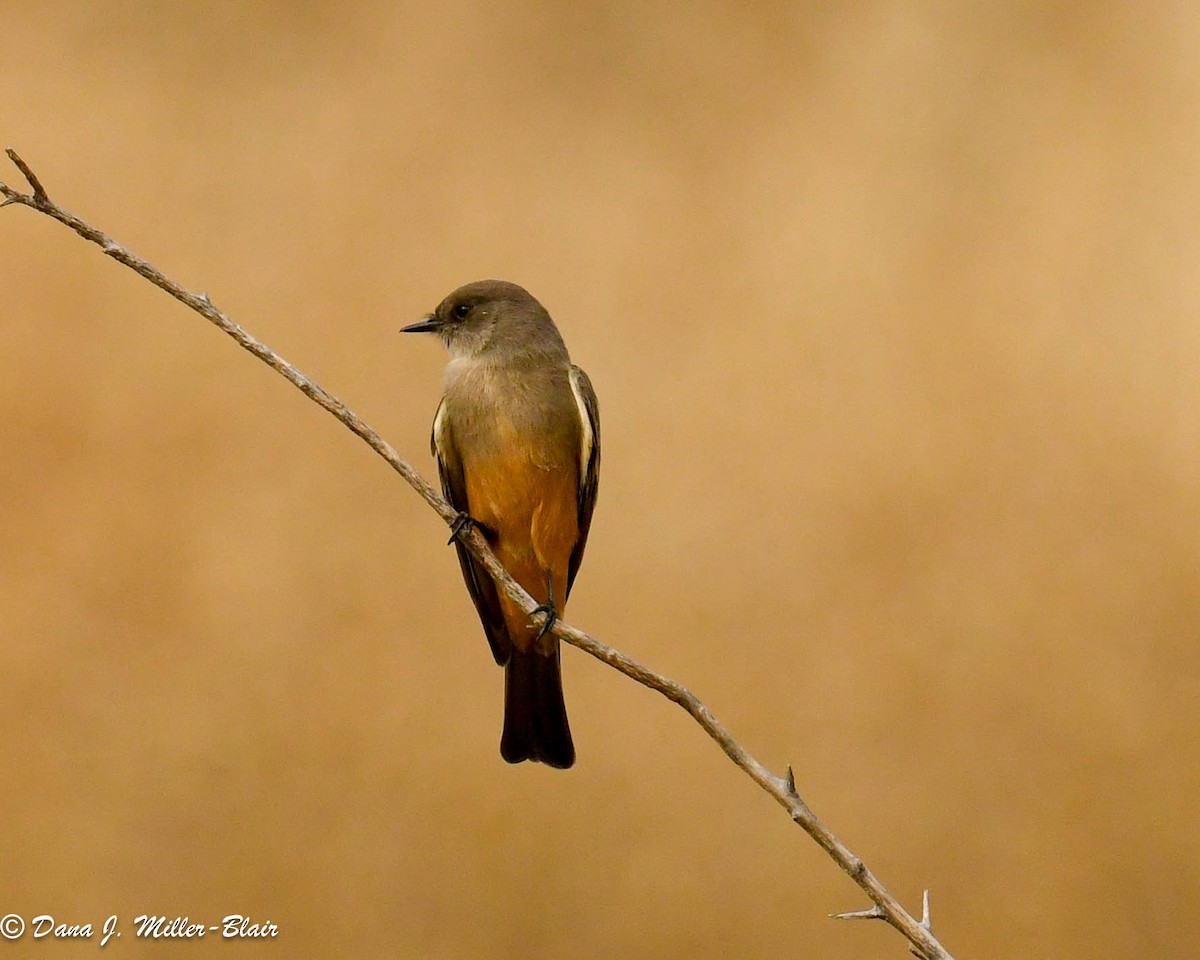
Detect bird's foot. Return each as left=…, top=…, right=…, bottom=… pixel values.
left=531, top=601, right=557, bottom=642
left=531, top=571, right=558, bottom=642
left=447, top=511, right=476, bottom=545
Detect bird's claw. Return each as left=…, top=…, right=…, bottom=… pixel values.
left=447, top=511, right=475, bottom=545
left=531, top=602, right=557, bottom=642
left=531, top=571, right=558, bottom=642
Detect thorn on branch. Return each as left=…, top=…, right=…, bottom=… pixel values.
left=5, top=148, right=48, bottom=202
left=783, top=764, right=799, bottom=798
left=832, top=890, right=936, bottom=959
left=831, top=903, right=886, bottom=921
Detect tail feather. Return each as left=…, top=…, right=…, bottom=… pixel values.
left=500, top=646, right=575, bottom=769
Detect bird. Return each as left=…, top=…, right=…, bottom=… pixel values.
left=401, top=280, right=600, bottom=768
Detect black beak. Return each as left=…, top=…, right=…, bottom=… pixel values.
left=400, top=314, right=440, bottom=334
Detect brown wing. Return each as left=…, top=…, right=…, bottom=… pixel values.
left=432, top=399, right=511, bottom=666
left=566, top=365, right=600, bottom=599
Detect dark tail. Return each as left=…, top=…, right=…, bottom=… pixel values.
left=500, top=645, right=575, bottom=769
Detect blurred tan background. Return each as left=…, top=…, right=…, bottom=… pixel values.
left=1, top=1, right=1197, bottom=957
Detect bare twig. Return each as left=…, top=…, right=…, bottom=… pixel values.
left=0, top=150, right=955, bottom=960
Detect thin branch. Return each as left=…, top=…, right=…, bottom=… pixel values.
left=5, top=148, right=47, bottom=201
left=0, top=149, right=955, bottom=960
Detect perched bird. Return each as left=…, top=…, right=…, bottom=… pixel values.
left=402, top=280, right=600, bottom=768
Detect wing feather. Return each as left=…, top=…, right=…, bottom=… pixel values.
left=566, top=366, right=601, bottom=598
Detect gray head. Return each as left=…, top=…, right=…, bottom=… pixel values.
left=402, top=280, right=568, bottom=362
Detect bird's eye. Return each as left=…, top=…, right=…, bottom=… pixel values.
left=452, top=303, right=471, bottom=320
